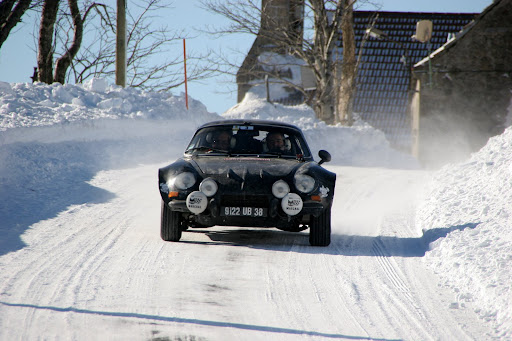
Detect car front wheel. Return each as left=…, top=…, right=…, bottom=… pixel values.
left=309, top=206, right=331, bottom=246
left=161, top=200, right=183, bottom=242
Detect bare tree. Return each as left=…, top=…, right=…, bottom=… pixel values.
left=37, top=0, right=59, bottom=83
left=307, top=0, right=345, bottom=124
left=69, top=0, right=216, bottom=91
left=336, top=0, right=355, bottom=125
left=37, top=0, right=105, bottom=84
left=202, top=0, right=363, bottom=125
left=53, top=0, right=89, bottom=83
left=0, top=0, right=33, bottom=49
left=34, top=0, right=215, bottom=90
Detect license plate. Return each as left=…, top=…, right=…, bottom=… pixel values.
left=221, top=207, right=267, bottom=217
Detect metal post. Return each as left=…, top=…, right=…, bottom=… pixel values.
left=183, top=39, right=188, bottom=110
left=265, top=75, right=270, bottom=103
left=116, top=0, right=126, bottom=87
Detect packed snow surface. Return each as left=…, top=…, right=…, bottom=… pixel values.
left=0, top=79, right=510, bottom=339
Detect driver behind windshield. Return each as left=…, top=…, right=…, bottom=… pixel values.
left=211, top=130, right=231, bottom=151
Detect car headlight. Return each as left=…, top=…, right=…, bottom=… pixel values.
left=172, top=172, right=196, bottom=190
left=199, top=178, right=218, bottom=197
left=294, top=174, right=315, bottom=193
left=272, top=180, right=290, bottom=198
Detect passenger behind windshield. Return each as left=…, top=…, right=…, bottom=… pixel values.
left=265, top=131, right=294, bottom=156
left=266, top=131, right=286, bottom=153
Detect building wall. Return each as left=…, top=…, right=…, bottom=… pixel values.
left=236, top=0, right=304, bottom=103
left=414, top=0, right=512, bottom=167
left=348, top=11, right=476, bottom=153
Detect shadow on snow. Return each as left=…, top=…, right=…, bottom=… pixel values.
left=180, top=223, right=480, bottom=257
left=0, top=139, right=160, bottom=256
left=0, top=301, right=401, bottom=341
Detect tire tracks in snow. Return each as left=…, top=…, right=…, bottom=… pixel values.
left=0, top=166, right=159, bottom=339
left=1, top=164, right=491, bottom=340
left=371, top=236, right=426, bottom=319
left=0, top=204, right=127, bottom=339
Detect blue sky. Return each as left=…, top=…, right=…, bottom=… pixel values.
left=0, top=0, right=492, bottom=115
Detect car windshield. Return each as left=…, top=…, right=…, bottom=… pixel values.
left=185, top=124, right=312, bottom=159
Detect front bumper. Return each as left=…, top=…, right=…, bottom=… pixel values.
left=166, top=194, right=327, bottom=228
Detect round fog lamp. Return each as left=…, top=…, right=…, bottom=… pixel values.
left=272, top=180, right=290, bottom=198
left=199, top=178, right=218, bottom=197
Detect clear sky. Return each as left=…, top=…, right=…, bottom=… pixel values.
left=0, top=0, right=492, bottom=115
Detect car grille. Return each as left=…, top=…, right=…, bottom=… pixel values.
left=221, top=195, right=269, bottom=208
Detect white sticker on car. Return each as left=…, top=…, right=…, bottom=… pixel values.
left=186, top=191, right=208, bottom=214
left=319, top=185, right=329, bottom=198
left=281, top=193, right=303, bottom=216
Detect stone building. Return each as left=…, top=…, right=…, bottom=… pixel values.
left=411, top=0, right=512, bottom=167
left=236, top=0, right=304, bottom=103
left=237, top=4, right=477, bottom=153
left=237, top=1, right=512, bottom=167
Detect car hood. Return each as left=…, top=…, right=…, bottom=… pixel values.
left=189, top=156, right=303, bottom=180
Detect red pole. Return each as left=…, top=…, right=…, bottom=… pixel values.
left=183, top=39, right=188, bottom=110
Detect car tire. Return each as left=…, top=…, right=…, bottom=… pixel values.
left=309, top=206, right=331, bottom=246
left=161, top=200, right=183, bottom=242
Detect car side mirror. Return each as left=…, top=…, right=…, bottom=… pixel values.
left=318, top=150, right=331, bottom=165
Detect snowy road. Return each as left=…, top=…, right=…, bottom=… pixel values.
left=0, top=163, right=490, bottom=340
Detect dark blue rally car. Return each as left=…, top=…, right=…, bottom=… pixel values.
left=158, top=119, right=336, bottom=246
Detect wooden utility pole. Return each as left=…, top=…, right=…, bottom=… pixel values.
left=116, top=0, right=126, bottom=87
left=183, top=39, right=188, bottom=109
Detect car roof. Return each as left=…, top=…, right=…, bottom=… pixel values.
left=197, top=119, right=302, bottom=132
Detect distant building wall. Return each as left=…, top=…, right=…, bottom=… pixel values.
left=348, top=11, right=476, bottom=153
left=236, top=0, right=304, bottom=103
left=414, top=0, right=512, bottom=167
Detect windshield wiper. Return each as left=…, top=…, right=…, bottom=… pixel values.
left=186, top=147, right=230, bottom=155
left=260, top=152, right=296, bottom=159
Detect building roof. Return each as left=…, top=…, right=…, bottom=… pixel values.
left=341, top=11, right=477, bottom=150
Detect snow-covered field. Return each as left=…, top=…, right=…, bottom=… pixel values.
left=0, top=79, right=510, bottom=339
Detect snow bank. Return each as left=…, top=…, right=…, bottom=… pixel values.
left=0, top=79, right=216, bottom=131
left=0, top=80, right=220, bottom=254
left=1, top=79, right=417, bottom=168
left=225, top=93, right=419, bottom=168
left=417, top=126, right=512, bottom=338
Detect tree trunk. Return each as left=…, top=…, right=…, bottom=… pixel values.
left=312, top=67, right=335, bottom=124
left=309, top=0, right=337, bottom=125
left=54, top=0, right=83, bottom=83
left=0, top=0, right=32, bottom=50
left=337, top=0, right=355, bottom=126
left=314, top=99, right=335, bottom=124
left=38, top=0, right=60, bottom=84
